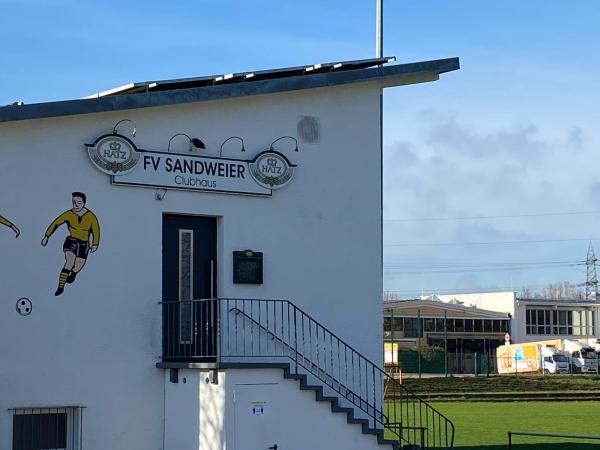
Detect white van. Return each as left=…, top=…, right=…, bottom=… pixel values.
left=563, top=340, right=599, bottom=374
left=541, top=345, right=569, bottom=374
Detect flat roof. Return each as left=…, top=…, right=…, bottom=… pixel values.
left=516, top=298, right=600, bottom=307
left=0, top=56, right=459, bottom=123
left=383, top=299, right=510, bottom=319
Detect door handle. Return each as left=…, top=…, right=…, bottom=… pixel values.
left=268, top=445, right=278, bottom=450
left=210, top=259, right=214, bottom=299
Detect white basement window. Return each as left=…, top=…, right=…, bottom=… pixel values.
left=9, top=406, right=84, bottom=450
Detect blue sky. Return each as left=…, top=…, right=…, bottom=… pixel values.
left=2, top=1, right=600, bottom=297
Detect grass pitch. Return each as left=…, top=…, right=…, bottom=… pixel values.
left=430, top=401, right=600, bottom=449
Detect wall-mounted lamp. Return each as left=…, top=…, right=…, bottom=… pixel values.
left=113, top=119, right=137, bottom=137
left=270, top=136, right=299, bottom=152
left=167, top=133, right=206, bottom=152
left=155, top=188, right=168, bottom=201
left=219, top=136, right=245, bottom=157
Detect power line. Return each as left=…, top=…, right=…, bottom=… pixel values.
left=384, top=260, right=582, bottom=269
left=383, top=281, right=583, bottom=295
left=384, top=264, right=581, bottom=275
left=385, top=238, right=597, bottom=247
left=384, top=211, right=600, bottom=222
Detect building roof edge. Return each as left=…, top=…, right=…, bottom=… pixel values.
left=0, top=57, right=459, bottom=124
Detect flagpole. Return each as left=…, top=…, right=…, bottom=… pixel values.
left=376, top=0, right=383, bottom=58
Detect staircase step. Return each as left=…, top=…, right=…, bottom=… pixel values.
left=331, top=405, right=353, bottom=414
left=347, top=417, right=369, bottom=425
left=277, top=363, right=423, bottom=449
left=317, top=394, right=338, bottom=402
left=362, top=427, right=383, bottom=436
left=378, top=437, right=400, bottom=447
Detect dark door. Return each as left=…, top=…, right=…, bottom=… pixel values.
left=162, top=214, right=217, bottom=362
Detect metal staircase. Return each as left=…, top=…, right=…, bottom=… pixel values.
left=161, top=298, right=455, bottom=449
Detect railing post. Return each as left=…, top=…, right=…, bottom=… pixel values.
left=293, top=307, right=298, bottom=373
left=417, top=309, right=422, bottom=379
left=444, top=310, right=448, bottom=378
left=508, top=431, right=512, bottom=450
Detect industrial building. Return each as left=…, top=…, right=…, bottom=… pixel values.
left=384, top=291, right=600, bottom=374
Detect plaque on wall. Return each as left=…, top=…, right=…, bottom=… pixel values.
left=233, top=250, right=263, bottom=284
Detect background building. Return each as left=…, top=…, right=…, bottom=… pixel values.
left=430, top=291, right=599, bottom=343
left=384, top=298, right=510, bottom=374
left=384, top=291, right=600, bottom=374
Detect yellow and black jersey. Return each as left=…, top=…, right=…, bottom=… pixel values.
left=45, top=210, right=100, bottom=246
left=0, top=215, right=13, bottom=228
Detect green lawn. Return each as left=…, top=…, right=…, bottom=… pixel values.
left=386, top=401, right=600, bottom=449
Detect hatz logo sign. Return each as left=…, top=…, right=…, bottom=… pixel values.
left=85, top=134, right=140, bottom=176
left=249, top=151, right=296, bottom=190
left=85, top=134, right=297, bottom=196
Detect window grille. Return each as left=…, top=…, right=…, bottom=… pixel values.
left=9, top=406, right=83, bottom=450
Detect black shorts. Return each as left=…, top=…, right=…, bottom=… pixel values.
left=63, top=237, right=90, bottom=259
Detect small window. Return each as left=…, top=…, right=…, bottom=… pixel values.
left=484, top=320, right=492, bottom=332
left=435, top=318, right=445, bottom=332
left=474, top=320, right=483, bottom=332
left=404, top=318, right=420, bottom=338
left=11, top=406, right=83, bottom=450
left=464, top=319, right=473, bottom=332
left=393, top=317, right=403, bottom=332
left=424, top=318, right=435, bottom=332
left=383, top=317, right=392, bottom=332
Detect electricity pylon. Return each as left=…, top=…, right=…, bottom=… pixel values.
left=586, top=242, right=598, bottom=300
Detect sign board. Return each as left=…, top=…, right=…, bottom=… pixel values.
left=251, top=401, right=267, bottom=416
left=85, top=134, right=297, bottom=196
left=384, top=342, right=399, bottom=365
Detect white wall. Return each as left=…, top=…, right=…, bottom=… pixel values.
left=220, top=369, right=389, bottom=450
left=0, top=82, right=383, bottom=449
left=165, top=368, right=388, bottom=450
left=165, top=371, right=201, bottom=450
left=434, top=292, right=516, bottom=316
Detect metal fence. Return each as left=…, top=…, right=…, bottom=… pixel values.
left=388, top=349, right=599, bottom=377
left=508, top=431, right=600, bottom=449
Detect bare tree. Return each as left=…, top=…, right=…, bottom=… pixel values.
left=383, top=291, right=401, bottom=302
left=528, top=281, right=585, bottom=299
left=520, top=287, right=533, bottom=298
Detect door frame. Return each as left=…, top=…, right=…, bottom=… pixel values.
left=162, top=212, right=221, bottom=362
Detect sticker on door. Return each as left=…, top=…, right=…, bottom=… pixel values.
left=251, top=401, right=267, bottom=416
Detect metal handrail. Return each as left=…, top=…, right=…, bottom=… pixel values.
left=160, top=298, right=455, bottom=448
left=228, top=306, right=387, bottom=424
left=508, top=431, right=600, bottom=449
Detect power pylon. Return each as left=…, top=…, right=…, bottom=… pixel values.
left=586, top=242, right=598, bottom=300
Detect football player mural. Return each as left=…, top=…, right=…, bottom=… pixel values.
left=41, top=192, right=100, bottom=296
left=0, top=215, right=20, bottom=237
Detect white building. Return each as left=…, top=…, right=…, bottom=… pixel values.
left=0, top=57, right=458, bottom=450
left=425, top=292, right=599, bottom=344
